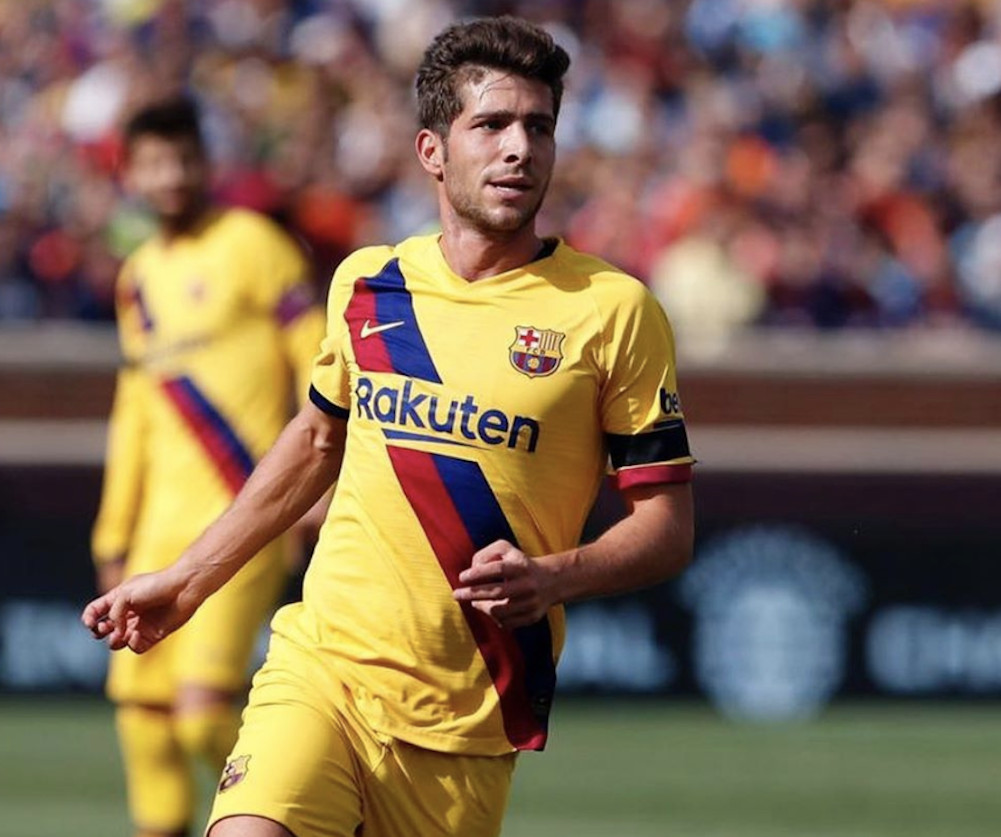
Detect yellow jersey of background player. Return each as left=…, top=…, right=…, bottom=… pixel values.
left=94, top=207, right=323, bottom=599
left=89, top=97, right=324, bottom=837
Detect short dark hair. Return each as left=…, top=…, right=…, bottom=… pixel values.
left=123, top=96, right=204, bottom=154
left=416, top=16, right=571, bottom=136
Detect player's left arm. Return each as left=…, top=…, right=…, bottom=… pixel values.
left=453, top=480, right=692, bottom=629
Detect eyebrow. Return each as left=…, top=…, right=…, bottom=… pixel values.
left=471, top=109, right=555, bottom=127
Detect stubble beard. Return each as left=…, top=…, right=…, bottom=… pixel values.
left=156, top=191, right=209, bottom=236
left=446, top=178, right=549, bottom=237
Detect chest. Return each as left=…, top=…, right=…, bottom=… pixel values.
left=342, top=269, right=604, bottom=443
left=127, top=241, right=249, bottom=343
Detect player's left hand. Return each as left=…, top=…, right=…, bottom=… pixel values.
left=452, top=539, right=555, bottom=629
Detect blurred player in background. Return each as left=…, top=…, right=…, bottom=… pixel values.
left=90, top=97, right=325, bottom=837
left=86, top=18, right=694, bottom=837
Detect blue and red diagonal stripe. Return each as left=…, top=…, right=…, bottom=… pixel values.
left=344, top=258, right=441, bottom=383
left=273, top=282, right=315, bottom=327
left=119, top=280, right=154, bottom=332
left=161, top=376, right=255, bottom=495
left=387, top=446, right=556, bottom=751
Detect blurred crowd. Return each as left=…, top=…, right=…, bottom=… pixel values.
left=2, top=0, right=1001, bottom=346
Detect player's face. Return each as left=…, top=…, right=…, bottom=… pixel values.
left=437, top=70, right=556, bottom=235
left=126, top=134, right=209, bottom=228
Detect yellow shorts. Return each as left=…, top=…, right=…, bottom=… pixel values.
left=207, top=616, right=517, bottom=837
left=107, top=541, right=286, bottom=705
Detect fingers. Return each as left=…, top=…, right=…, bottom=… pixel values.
left=105, top=618, right=130, bottom=651
left=453, top=581, right=507, bottom=601
left=456, top=549, right=528, bottom=600
left=101, top=588, right=133, bottom=649
left=82, top=570, right=179, bottom=655
left=454, top=541, right=549, bottom=629
left=469, top=597, right=543, bottom=630
left=82, top=593, right=115, bottom=636
left=470, top=538, right=514, bottom=561
left=459, top=540, right=523, bottom=587
left=82, top=584, right=133, bottom=645
left=81, top=586, right=148, bottom=652
left=106, top=616, right=156, bottom=654
left=454, top=569, right=519, bottom=603
left=126, top=629, right=155, bottom=654
left=467, top=539, right=517, bottom=569
left=82, top=591, right=111, bottom=626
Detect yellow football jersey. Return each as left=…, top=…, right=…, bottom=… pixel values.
left=291, top=233, right=693, bottom=756
left=92, top=207, right=325, bottom=570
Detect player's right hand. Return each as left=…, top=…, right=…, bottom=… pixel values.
left=82, top=569, right=198, bottom=654
left=453, top=539, right=557, bottom=630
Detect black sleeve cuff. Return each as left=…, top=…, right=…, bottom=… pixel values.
left=606, top=420, right=691, bottom=469
left=309, top=384, right=350, bottom=419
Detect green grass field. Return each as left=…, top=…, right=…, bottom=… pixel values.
left=3, top=697, right=1000, bottom=837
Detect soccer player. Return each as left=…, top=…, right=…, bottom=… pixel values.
left=90, top=97, right=325, bottom=837
left=85, top=17, right=695, bottom=837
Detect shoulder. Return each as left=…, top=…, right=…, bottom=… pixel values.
left=331, top=243, right=397, bottom=286
left=125, top=228, right=162, bottom=262
left=553, top=241, right=654, bottom=314
left=117, top=240, right=153, bottom=285
left=330, top=236, right=437, bottom=287
left=217, top=206, right=280, bottom=234
left=324, top=245, right=398, bottom=316
left=215, top=207, right=295, bottom=247
left=392, top=233, right=440, bottom=269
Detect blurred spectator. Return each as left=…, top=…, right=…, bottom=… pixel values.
left=1, top=0, right=1000, bottom=343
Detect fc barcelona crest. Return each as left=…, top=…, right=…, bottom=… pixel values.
left=218, top=755, right=251, bottom=792
left=509, top=326, right=565, bottom=378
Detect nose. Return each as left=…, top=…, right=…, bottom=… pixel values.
left=155, top=156, right=188, bottom=189
left=502, top=122, right=532, bottom=165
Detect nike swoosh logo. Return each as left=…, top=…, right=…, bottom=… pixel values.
left=360, top=319, right=405, bottom=339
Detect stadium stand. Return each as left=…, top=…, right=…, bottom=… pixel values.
left=0, top=0, right=1000, bottom=337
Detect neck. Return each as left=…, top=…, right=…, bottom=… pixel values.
left=159, top=200, right=212, bottom=243
left=438, top=213, right=542, bottom=281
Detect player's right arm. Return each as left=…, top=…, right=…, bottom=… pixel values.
left=82, top=399, right=346, bottom=653
left=83, top=245, right=366, bottom=653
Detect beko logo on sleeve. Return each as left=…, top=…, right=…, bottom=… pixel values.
left=659, top=387, right=682, bottom=416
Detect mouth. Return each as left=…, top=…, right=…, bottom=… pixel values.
left=488, top=177, right=533, bottom=198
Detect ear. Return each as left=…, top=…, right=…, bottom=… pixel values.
left=415, top=128, right=445, bottom=181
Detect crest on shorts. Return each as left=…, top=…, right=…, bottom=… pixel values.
left=218, top=755, right=251, bottom=792
left=509, top=326, right=565, bottom=378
